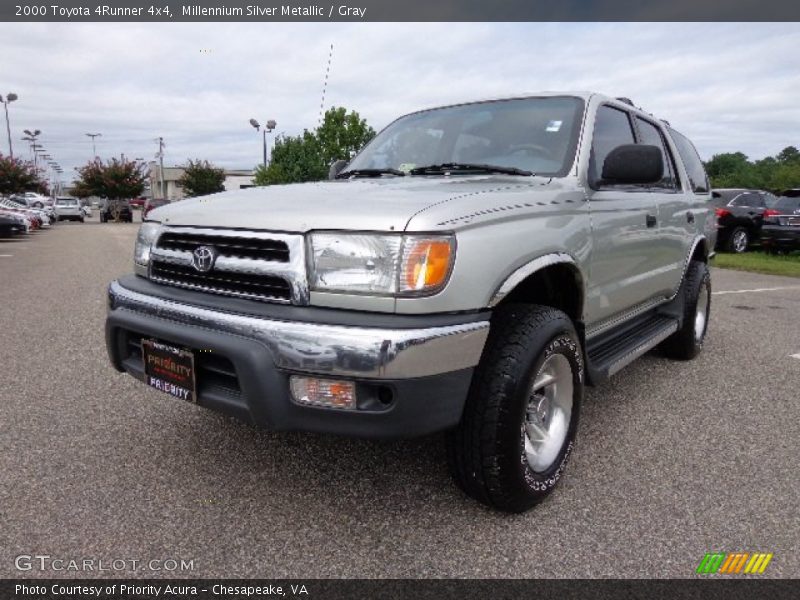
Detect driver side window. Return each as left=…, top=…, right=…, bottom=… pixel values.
left=590, top=106, right=635, bottom=186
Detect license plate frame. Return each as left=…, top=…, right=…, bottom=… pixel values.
left=141, top=338, right=197, bottom=403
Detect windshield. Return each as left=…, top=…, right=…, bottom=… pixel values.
left=346, top=96, right=585, bottom=177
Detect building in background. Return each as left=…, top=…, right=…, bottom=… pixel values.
left=148, top=163, right=256, bottom=201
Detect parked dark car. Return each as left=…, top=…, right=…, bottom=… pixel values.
left=710, top=188, right=779, bottom=253
left=143, top=197, right=169, bottom=219
left=0, top=214, right=26, bottom=237
left=99, top=199, right=134, bottom=223
left=760, top=191, right=800, bottom=253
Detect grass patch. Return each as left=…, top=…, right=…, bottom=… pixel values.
left=713, top=250, right=800, bottom=278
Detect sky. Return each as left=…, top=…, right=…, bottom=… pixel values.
left=1, top=22, right=799, bottom=183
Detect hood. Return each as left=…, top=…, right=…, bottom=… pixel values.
left=150, top=175, right=558, bottom=233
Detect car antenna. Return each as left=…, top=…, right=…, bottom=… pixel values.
left=318, top=43, right=334, bottom=127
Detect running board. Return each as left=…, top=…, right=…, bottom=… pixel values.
left=585, top=313, right=679, bottom=385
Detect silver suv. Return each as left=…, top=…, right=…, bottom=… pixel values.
left=106, top=92, right=714, bottom=512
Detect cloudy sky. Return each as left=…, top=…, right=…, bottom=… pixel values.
left=1, top=22, right=798, bottom=182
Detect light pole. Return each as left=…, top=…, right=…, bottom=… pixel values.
left=86, top=132, right=101, bottom=158
left=249, top=118, right=277, bottom=168
left=1, top=93, right=18, bottom=157
left=31, top=143, right=45, bottom=169
left=23, top=129, right=41, bottom=161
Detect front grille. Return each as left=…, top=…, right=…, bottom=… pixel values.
left=147, top=227, right=305, bottom=304
left=157, top=231, right=289, bottom=262
left=151, top=261, right=291, bottom=301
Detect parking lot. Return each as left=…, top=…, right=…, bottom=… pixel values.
left=1, top=219, right=798, bottom=579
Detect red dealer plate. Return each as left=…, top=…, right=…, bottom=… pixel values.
left=141, top=339, right=197, bottom=403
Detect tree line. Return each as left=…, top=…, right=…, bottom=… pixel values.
left=704, top=146, right=800, bottom=192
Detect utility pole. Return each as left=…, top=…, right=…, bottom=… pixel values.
left=86, top=132, right=101, bottom=158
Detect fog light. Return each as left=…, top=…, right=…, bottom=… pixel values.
left=289, top=376, right=356, bottom=410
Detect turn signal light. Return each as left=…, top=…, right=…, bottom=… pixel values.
left=400, top=237, right=454, bottom=293
left=289, top=376, right=356, bottom=410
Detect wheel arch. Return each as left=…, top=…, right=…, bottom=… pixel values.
left=488, top=253, right=585, bottom=324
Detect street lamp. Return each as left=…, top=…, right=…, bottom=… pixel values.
left=86, top=132, right=101, bottom=158
left=249, top=118, right=277, bottom=168
left=22, top=129, right=41, bottom=161
left=1, top=93, right=18, bottom=158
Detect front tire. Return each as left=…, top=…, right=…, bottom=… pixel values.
left=447, top=304, right=583, bottom=513
left=660, top=260, right=711, bottom=360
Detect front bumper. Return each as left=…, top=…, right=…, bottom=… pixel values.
left=106, top=277, right=490, bottom=437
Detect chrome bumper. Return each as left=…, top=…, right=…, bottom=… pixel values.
left=107, top=280, right=490, bottom=380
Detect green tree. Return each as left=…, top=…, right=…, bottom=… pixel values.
left=253, top=130, right=327, bottom=185
left=315, top=106, right=376, bottom=165
left=253, top=106, right=375, bottom=186
left=0, top=153, right=45, bottom=195
left=776, top=146, right=800, bottom=164
left=73, top=157, right=146, bottom=221
left=178, top=159, right=226, bottom=197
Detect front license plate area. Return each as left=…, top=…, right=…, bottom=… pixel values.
left=141, top=339, right=196, bottom=403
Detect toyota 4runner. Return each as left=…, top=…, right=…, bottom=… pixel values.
left=106, top=92, right=715, bottom=512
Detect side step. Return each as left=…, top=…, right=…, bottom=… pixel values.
left=585, top=313, right=678, bottom=385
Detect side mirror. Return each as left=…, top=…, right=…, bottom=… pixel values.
left=329, top=159, right=348, bottom=180
left=601, top=144, right=663, bottom=184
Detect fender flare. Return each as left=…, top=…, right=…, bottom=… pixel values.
left=488, top=252, right=584, bottom=309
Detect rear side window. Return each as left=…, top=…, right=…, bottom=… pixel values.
left=732, top=193, right=764, bottom=208
left=668, top=128, right=709, bottom=193
left=635, top=117, right=678, bottom=190
left=590, top=105, right=635, bottom=184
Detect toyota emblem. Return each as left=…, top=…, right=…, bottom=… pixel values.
left=191, top=245, right=217, bottom=272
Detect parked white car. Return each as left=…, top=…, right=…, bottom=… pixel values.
left=54, top=197, right=85, bottom=222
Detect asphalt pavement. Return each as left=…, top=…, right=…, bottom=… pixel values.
left=1, top=218, right=798, bottom=578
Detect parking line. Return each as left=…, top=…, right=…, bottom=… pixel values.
left=0, top=254, right=12, bottom=258
left=713, top=285, right=800, bottom=296
left=791, top=354, right=800, bottom=361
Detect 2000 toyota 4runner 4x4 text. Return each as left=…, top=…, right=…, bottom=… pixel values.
left=106, top=92, right=715, bottom=512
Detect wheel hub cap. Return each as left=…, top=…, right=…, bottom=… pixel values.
left=694, top=280, right=710, bottom=342
left=523, top=353, right=574, bottom=473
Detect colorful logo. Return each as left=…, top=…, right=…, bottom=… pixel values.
left=696, top=552, right=773, bottom=574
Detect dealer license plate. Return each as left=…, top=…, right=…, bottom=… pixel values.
left=141, top=339, right=196, bottom=403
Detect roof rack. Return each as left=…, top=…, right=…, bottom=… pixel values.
left=616, top=97, right=634, bottom=106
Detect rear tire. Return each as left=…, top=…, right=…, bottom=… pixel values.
left=726, top=227, right=749, bottom=253
left=447, top=304, right=583, bottom=513
left=660, top=260, right=711, bottom=360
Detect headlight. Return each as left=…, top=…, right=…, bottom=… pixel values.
left=134, top=222, right=161, bottom=267
left=309, top=232, right=455, bottom=296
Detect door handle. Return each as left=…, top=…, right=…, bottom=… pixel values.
left=686, top=211, right=695, bottom=224
left=646, top=214, right=657, bottom=228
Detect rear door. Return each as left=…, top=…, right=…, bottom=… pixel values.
left=585, top=104, right=664, bottom=324
left=633, top=116, right=688, bottom=296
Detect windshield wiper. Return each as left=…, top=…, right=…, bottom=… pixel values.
left=408, top=163, right=533, bottom=176
left=336, top=168, right=406, bottom=179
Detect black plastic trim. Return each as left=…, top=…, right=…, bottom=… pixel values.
left=106, top=308, right=472, bottom=438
